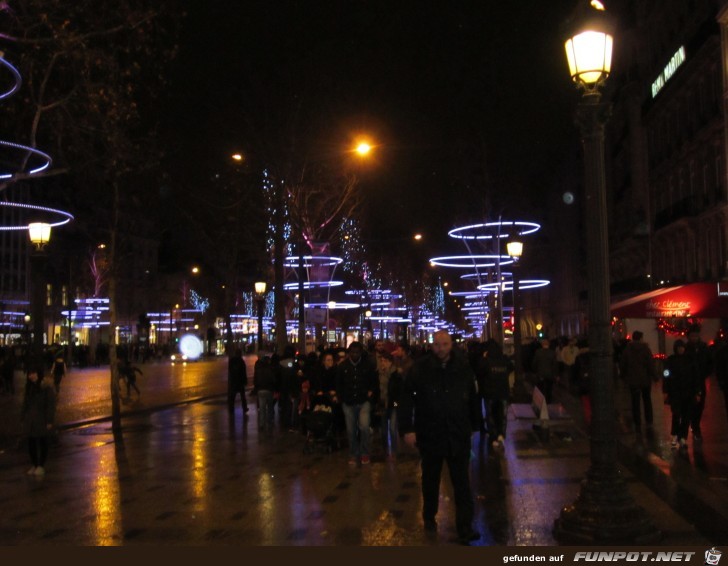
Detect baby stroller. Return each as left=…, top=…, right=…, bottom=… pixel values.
left=302, top=394, right=338, bottom=454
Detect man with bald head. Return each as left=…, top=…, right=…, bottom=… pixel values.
left=400, top=330, right=481, bottom=545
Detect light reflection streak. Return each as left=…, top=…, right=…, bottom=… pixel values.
left=189, top=412, right=209, bottom=509
left=91, top=449, right=122, bottom=545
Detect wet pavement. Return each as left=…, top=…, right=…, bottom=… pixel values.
left=0, top=359, right=725, bottom=546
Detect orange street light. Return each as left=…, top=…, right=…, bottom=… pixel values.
left=354, top=141, right=372, bottom=157
left=231, top=153, right=244, bottom=162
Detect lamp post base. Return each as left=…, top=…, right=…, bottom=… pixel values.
left=553, top=466, right=661, bottom=544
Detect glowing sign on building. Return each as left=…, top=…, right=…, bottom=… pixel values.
left=651, top=46, right=686, bottom=98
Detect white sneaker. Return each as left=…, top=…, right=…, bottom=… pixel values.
left=670, top=436, right=679, bottom=448
left=34, top=466, right=45, bottom=476
left=26, top=466, right=36, bottom=475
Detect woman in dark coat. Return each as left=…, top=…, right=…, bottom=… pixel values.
left=21, top=367, right=56, bottom=476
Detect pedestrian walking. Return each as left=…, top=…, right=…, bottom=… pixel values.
left=400, top=330, right=481, bottom=545
left=531, top=338, right=558, bottom=403
left=253, top=355, right=278, bottom=432
left=0, top=347, right=16, bottom=395
left=712, top=332, right=728, bottom=424
left=118, top=358, right=142, bottom=398
left=50, top=355, right=67, bottom=395
left=663, top=339, right=701, bottom=450
left=477, top=340, right=514, bottom=448
left=227, top=347, right=247, bottom=415
left=619, top=330, right=657, bottom=433
left=685, top=325, right=711, bottom=441
left=21, top=366, right=56, bottom=477
left=335, top=341, right=378, bottom=465
left=377, top=351, right=404, bottom=460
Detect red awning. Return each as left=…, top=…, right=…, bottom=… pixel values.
left=610, top=282, right=728, bottom=319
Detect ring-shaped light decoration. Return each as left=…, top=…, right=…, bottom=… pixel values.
left=447, top=221, right=541, bottom=240
left=477, top=279, right=551, bottom=292
left=282, top=280, right=343, bottom=290
left=0, top=140, right=52, bottom=179
left=460, top=272, right=513, bottom=280
left=344, top=289, right=392, bottom=297
left=448, top=291, right=492, bottom=298
left=0, top=201, right=74, bottom=231
left=283, top=255, right=343, bottom=268
left=429, top=255, right=513, bottom=268
left=304, top=302, right=360, bottom=309
left=0, top=57, right=22, bottom=100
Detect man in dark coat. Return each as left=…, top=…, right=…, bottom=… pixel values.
left=227, top=348, right=248, bottom=415
left=685, top=326, right=711, bottom=440
left=619, top=330, right=656, bottom=433
left=335, top=341, right=378, bottom=465
left=663, top=339, right=701, bottom=449
left=400, top=330, right=481, bottom=545
left=477, top=340, right=514, bottom=447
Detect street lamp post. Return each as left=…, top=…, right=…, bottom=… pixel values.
left=553, top=1, right=658, bottom=543
left=506, top=240, right=523, bottom=384
left=255, top=281, right=267, bottom=354
left=326, top=300, right=336, bottom=347
left=28, top=222, right=51, bottom=368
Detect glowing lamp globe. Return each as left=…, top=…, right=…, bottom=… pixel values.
left=28, top=222, right=51, bottom=248
left=564, top=0, right=613, bottom=88
left=506, top=240, right=524, bottom=260
left=254, top=281, right=267, bottom=295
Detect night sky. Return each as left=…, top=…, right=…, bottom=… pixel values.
left=162, top=1, right=582, bottom=259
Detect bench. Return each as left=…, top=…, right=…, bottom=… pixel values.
left=510, top=384, right=570, bottom=421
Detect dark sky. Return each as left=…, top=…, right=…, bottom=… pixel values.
left=163, top=0, right=582, bottom=259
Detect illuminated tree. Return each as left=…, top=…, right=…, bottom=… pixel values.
left=0, top=0, right=182, bottom=433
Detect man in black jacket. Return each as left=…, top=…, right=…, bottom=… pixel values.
left=685, top=326, right=711, bottom=440
left=335, top=341, right=378, bottom=465
left=400, top=330, right=481, bottom=545
left=228, top=348, right=247, bottom=416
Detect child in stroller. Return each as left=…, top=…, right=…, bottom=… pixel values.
left=302, top=393, right=338, bottom=454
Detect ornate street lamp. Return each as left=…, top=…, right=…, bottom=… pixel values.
left=506, top=240, right=524, bottom=384
left=553, top=1, right=659, bottom=543
left=28, top=222, right=51, bottom=366
left=254, top=281, right=267, bottom=353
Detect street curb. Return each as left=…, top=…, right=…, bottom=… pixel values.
left=56, top=392, right=229, bottom=431
left=0, top=392, right=230, bottom=453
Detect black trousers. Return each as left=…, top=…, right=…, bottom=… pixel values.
left=629, top=386, right=653, bottom=429
left=420, top=445, right=474, bottom=536
left=691, top=379, right=707, bottom=435
left=669, top=398, right=692, bottom=440
left=28, top=436, right=49, bottom=467
left=228, top=379, right=246, bottom=412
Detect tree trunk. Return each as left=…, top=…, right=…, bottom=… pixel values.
left=109, top=180, right=122, bottom=435
left=273, top=185, right=287, bottom=356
